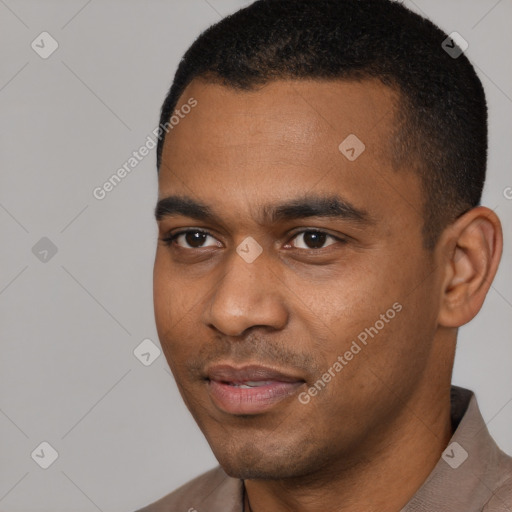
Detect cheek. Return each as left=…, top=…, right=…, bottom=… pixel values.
left=153, top=251, right=193, bottom=318
left=153, top=260, right=172, bottom=335
left=318, top=280, right=438, bottom=415
left=297, top=262, right=386, bottom=334
left=153, top=254, right=189, bottom=355
left=298, top=251, right=433, bottom=374
left=153, top=252, right=219, bottom=380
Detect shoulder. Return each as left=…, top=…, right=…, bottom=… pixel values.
left=483, top=453, right=512, bottom=511
left=134, top=466, right=241, bottom=512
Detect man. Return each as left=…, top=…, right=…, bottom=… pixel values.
left=138, top=0, right=511, bottom=510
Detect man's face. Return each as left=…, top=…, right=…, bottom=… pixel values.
left=153, top=79, right=445, bottom=479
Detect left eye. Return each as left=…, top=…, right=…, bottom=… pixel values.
left=287, top=230, right=338, bottom=250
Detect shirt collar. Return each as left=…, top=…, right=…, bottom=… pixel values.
left=400, top=385, right=506, bottom=511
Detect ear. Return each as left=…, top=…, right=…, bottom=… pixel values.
left=437, top=206, right=503, bottom=328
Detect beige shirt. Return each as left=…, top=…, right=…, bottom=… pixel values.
left=136, top=386, right=512, bottom=511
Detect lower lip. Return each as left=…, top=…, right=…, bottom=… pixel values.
left=207, top=379, right=304, bottom=415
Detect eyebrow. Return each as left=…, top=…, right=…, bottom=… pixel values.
left=154, top=194, right=372, bottom=226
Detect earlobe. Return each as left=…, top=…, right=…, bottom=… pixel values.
left=438, top=207, right=503, bottom=328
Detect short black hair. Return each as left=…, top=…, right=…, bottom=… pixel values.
left=156, top=0, right=487, bottom=249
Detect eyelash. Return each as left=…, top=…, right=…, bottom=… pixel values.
left=159, top=229, right=346, bottom=251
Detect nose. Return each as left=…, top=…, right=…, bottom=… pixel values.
left=203, top=246, right=289, bottom=337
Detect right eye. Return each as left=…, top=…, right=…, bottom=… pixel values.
left=160, top=229, right=222, bottom=249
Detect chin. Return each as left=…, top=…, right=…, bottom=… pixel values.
left=219, top=457, right=303, bottom=480
left=209, top=436, right=323, bottom=481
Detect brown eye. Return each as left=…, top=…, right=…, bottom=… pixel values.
left=290, top=230, right=337, bottom=250
left=182, top=231, right=208, bottom=248
left=163, top=230, right=221, bottom=249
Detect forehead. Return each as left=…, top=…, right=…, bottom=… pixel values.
left=165, top=77, right=399, bottom=160
left=158, top=78, right=421, bottom=234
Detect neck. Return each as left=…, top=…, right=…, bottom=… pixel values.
left=243, top=384, right=453, bottom=512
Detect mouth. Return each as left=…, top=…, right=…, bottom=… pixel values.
left=205, top=364, right=306, bottom=415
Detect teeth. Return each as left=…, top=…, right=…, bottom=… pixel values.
left=230, top=380, right=273, bottom=388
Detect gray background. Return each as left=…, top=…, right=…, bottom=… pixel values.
left=0, top=0, right=511, bottom=510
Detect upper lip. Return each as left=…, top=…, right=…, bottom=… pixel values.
left=206, top=364, right=305, bottom=383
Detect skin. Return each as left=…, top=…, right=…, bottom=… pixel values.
left=153, top=78, right=503, bottom=511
